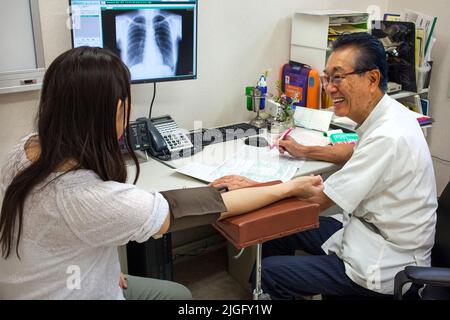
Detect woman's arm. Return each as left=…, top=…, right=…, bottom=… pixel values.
left=219, top=175, right=323, bottom=220
left=156, top=175, right=323, bottom=234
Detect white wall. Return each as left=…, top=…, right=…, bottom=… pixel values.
left=0, top=90, right=39, bottom=155
left=387, top=0, right=450, bottom=194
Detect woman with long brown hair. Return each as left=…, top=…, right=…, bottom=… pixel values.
left=0, top=46, right=323, bottom=299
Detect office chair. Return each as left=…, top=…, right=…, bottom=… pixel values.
left=394, top=180, right=450, bottom=300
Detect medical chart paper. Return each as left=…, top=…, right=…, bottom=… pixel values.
left=175, top=163, right=218, bottom=183
left=176, top=145, right=303, bottom=183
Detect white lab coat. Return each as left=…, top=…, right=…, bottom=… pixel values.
left=322, top=94, right=437, bottom=295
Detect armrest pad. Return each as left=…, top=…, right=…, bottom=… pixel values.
left=405, top=266, right=450, bottom=286
left=213, top=181, right=320, bottom=249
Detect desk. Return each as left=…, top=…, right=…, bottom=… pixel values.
left=127, top=158, right=205, bottom=190
left=157, top=127, right=339, bottom=177
left=123, top=126, right=340, bottom=281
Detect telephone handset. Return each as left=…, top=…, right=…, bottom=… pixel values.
left=124, top=115, right=193, bottom=161
left=137, top=117, right=168, bottom=154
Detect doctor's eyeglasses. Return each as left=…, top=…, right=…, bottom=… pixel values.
left=320, top=69, right=374, bottom=88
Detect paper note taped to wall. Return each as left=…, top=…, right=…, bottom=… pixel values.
left=293, top=107, right=333, bottom=132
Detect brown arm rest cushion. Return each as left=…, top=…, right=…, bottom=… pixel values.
left=213, top=180, right=320, bottom=249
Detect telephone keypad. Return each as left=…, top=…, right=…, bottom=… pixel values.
left=154, top=122, right=193, bottom=152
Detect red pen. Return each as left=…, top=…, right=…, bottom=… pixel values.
left=270, top=127, right=293, bottom=149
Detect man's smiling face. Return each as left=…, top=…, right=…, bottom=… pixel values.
left=323, top=46, right=374, bottom=122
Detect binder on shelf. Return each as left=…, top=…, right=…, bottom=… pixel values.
left=416, top=28, right=425, bottom=71
left=420, top=99, right=429, bottom=116
left=401, top=9, right=437, bottom=57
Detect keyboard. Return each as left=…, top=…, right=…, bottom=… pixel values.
left=188, top=123, right=262, bottom=148
left=160, top=123, right=263, bottom=161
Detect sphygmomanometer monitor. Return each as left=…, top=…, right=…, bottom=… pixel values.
left=70, top=0, right=197, bottom=83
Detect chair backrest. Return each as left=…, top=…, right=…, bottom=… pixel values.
left=432, top=181, right=450, bottom=268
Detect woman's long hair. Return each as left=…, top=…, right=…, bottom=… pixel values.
left=0, top=46, right=140, bottom=258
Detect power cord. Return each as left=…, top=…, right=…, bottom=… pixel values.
left=432, top=155, right=450, bottom=164
left=148, top=82, right=157, bottom=119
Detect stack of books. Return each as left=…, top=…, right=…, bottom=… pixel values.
left=408, top=108, right=433, bottom=127
left=416, top=115, right=433, bottom=126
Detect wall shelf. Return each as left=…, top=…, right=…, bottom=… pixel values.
left=389, top=88, right=429, bottom=100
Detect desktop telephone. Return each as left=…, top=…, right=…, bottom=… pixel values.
left=121, top=116, right=262, bottom=161
left=123, top=115, right=193, bottom=161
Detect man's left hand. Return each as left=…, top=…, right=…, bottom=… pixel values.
left=209, top=175, right=258, bottom=190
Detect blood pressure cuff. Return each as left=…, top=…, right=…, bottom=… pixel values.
left=160, top=186, right=227, bottom=231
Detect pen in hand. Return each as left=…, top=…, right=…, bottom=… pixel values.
left=270, top=127, right=293, bottom=150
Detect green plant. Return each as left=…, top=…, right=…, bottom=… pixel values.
left=273, top=80, right=298, bottom=121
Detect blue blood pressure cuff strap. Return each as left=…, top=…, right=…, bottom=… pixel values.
left=160, top=186, right=227, bottom=222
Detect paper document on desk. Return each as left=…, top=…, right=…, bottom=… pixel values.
left=290, top=131, right=329, bottom=146
left=294, top=107, right=333, bottom=132
left=176, top=146, right=303, bottom=183
left=175, top=163, right=218, bottom=183
left=210, top=146, right=301, bottom=182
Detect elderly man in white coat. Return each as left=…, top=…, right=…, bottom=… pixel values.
left=211, top=32, right=437, bottom=299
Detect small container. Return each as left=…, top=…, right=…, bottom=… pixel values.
left=417, top=62, right=432, bottom=92
left=245, top=88, right=268, bottom=128
left=245, top=86, right=254, bottom=111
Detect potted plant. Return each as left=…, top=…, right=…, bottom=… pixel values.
left=270, top=80, right=298, bottom=132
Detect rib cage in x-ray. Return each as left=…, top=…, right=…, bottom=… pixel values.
left=127, top=15, right=147, bottom=67
left=116, top=10, right=182, bottom=80
left=153, top=15, right=174, bottom=70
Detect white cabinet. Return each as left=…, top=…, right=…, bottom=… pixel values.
left=290, top=10, right=369, bottom=108
left=290, top=10, right=369, bottom=72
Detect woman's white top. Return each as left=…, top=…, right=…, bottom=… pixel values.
left=322, top=94, right=437, bottom=295
left=0, top=134, right=169, bottom=299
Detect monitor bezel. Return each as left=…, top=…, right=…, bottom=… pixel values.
left=68, top=0, right=198, bottom=84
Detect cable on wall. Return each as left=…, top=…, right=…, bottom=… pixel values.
left=148, top=82, right=157, bottom=119
left=432, top=155, right=450, bottom=164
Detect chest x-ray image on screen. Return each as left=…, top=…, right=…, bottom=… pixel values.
left=116, top=10, right=182, bottom=81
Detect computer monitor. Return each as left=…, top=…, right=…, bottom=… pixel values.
left=69, top=0, right=197, bottom=83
